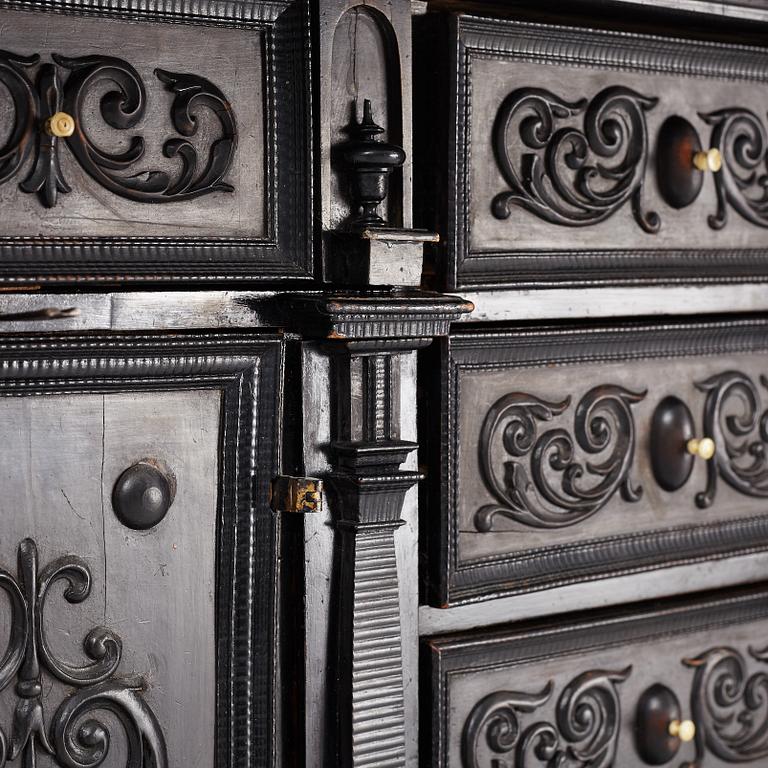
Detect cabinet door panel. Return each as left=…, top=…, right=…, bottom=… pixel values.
left=0, top=332, right=282, bottom=768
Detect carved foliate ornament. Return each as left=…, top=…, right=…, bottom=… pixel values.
left=0, top=538, right=166, bottom=768
left=0, top=50, right=237, bottom=208
left=476, top=385, right=645, bottom=530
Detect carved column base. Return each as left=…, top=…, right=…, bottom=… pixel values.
left=331, top=442, right=421, bottom=768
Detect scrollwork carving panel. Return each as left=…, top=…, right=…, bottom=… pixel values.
left=426, top=585, right=768, bottom=767
left=425, top=320, right=768, bottom=606
left=476, top=385, right=645, bottom=532
left=685, top=645, right=768, bottom=766
left=694, top=370, right=768, bottom=509
left=0, top=5, right=312, bottom=282
left=0, top=539, right=167, bottom=768
left=492, top=86, right=659, bottom=232
left=0, top=49, right=239, bottom=209
left=462, top=668, right=630, bottom=768
left=418, top=15, right=768, bottom=288
left=0, top=12, right=258, bottom=234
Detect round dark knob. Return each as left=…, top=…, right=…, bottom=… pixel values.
left=635, top=683, right=693, bottom=765
left=112, top=460, right=176, bottom=530
left=650, top=396, right=696, bottom=492
left=656, top=116, right=705, bottom=210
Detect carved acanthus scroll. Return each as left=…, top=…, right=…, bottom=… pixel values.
left=700, top=107, right=768, bottom=230
left=0, top=538, right=167, bottom=768
left=684, top=645, right=768, bottom=767
left=694, top=370, right=768, bottom=508
left=492, top=86, right=659, bottom=232
left=0, top=50, right=237, bottom=208
left=475, top=385, right=645, bottom=531
left=462, top=667, right=631, bottom=768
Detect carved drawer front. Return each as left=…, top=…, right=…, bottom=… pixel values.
left=416, top=14, right=768, bottom=289
left=425, top=584, right=768, bottom=767
left=0, top=0, right=311, bottom=284
left=424, top=317, right=768, bottom=605
left=0, top=332, right=282, bottom=768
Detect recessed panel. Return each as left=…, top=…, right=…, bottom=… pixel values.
left=0, top=332, right=282, bottom=768
left=426, top=585, right=768, bottom=767
left=0, top=11, right=264, bottom=239
left=0, top=390, right=220, bottom=768
left=0, top=1, right=311, bottom=283
left=425, top=318, right=768, bottom=605
left=417, top=16, right=768, bottom=287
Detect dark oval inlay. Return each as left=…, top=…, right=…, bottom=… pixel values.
left=656, top=115, right=704, bottom=210
left=635, top=683, right=682, bottom=765
left=651, top=395, right=695, bottom=492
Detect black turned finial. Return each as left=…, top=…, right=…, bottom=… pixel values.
left=340, top=99, right=406, bottom=228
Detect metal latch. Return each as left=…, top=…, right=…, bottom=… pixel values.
left=269, top=475, right=323, bottom=514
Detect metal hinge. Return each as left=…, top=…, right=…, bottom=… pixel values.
left=269, top=475, right=323, bottom=514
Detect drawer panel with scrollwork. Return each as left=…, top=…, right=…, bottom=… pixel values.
left=422, top=317, right=768, bottom=605
left=0, top=331, right=282, bottom=768
left=0, top=0, right=311, bottom=283
left=425, top=584, right=768, bottom=768
left=415, top=15, right=768, bottom=289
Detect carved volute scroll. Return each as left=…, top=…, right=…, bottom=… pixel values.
left=0, top=50, right=237, bottom=207
left=700, top=108, right=768, bottom=230
left=0, top=51, right=39, bottom=189
left=684, top=645, right=768, bottom=767
left=492, top=86, right=660, bottom=232
left=462, top=667, right=631, bottom=768
left=694, top=370, right=768, bottom=508
left=475, top=385, right=646, bottom=531
left=0, top=538, right=167, bottom=768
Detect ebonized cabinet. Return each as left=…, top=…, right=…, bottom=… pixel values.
left=1, top=1, right=768, bottom=767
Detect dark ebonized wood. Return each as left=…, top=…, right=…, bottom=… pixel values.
left=423, top=317, right=768, bottom=607
left=0, top=0, right=313, bottom=285
left=0, top=331, right=283, bottom=768
left=650, top=395, right=695, bottom=492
